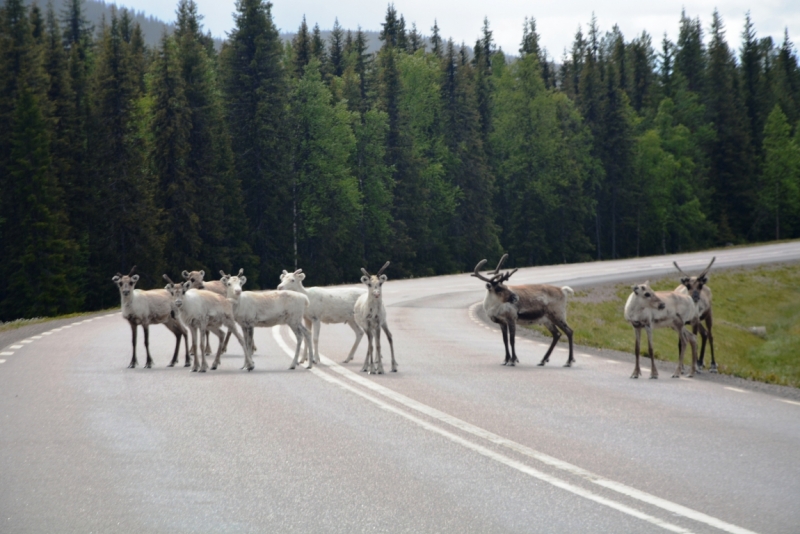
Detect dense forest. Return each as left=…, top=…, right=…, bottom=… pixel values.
left=1, top=0, right=799, bottom=321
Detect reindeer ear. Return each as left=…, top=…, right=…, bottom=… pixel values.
left=112, top=275, right=121, bottom=283
left=361, top=275, right=370, bottom=285
left=239, top=275, right=247, bottom=286
left=199, top=270, right=205, bottom=278
left=297, top=273, right=305, bottom=281
left=632, top=285, right=638, bottom=294
left=681, top=277, right=690, bottom=285
left=182, top=270, right=190, bottom=279
left=131, top=274, right=140, bottom=283
left=281, top=270, right=288, bottom=278
left=379, top=274, right=388, bottom=283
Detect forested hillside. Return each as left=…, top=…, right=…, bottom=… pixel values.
left=1, top=0, right=799, bottom=321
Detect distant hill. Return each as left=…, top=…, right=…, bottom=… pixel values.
left=22, top=0, right=449, bottom=57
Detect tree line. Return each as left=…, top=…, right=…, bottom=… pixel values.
left=1, top=0, right=799, bottom=321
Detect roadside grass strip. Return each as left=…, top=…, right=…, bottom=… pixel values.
left=272, top=326, right=759, bottom=534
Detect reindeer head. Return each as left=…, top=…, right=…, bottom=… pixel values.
left=277, top=269, right=305, bottom=291
left=360, top=262, right=390, bottom=299
left=163, top=274, right=190, bottom=310
left=673, top=257, right=715, bottom=303
left=182, top=269, right=206, bottom=290
left=220, top=269, right=246, bottom=298
left=471, top=255, right=520, bottom=305
left=631, top=281, right=665, bottom=310
left=112, top=266, right=139, bottom=297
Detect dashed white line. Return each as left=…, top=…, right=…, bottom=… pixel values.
left=19, top=340, right=33, bottom=344
left=41, top=331, right=52, bottom=336
left=606, top=360, right=619, bottom=364
left=30, top=335, right=42, bottom=340
left=779, top=399, right=800, bottom=406
left=0, top=352, right=13, bottom=357
left=0, top=359, right=6, bottom=364
left=724, top=387, right=749, bottom=394
left=10, top=345, right=23, bottom=349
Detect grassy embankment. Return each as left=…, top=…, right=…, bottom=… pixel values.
left=529, top=262, right=800, bottom=387
left=0, top=309, right=114, bottom=333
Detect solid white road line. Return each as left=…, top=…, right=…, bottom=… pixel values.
left=779, top=399, right=800, bottom=406
left=272, top=327, right=759, bottom=534
left=271, top=328, right=694, bottom=534
left=724, top=387, right=748, bottom=394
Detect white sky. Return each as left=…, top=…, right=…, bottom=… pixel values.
left=118, top=0, right=799, bottom=57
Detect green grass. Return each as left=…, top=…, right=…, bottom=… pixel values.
left=528, top=263, right=800, bottom=387
left=0, top=309, right=115, bottom=333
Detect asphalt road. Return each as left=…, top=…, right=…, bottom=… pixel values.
left=2, top=243, right=800, bottom=533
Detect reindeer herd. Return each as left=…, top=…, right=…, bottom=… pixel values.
left=112, top=255, right=718, bottom=380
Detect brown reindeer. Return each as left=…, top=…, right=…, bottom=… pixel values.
left=673, top=257, right=717, bottom=372
left=472, top=255, right=574, bottom=367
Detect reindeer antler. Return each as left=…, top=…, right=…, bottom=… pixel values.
left=377, top=261, right=390, bottom=276
left=471, top=259, right=495, bottom=282
left=360, top=267, right=371, bottom=277
left=237, top=268, right=244, bottom=276
left=128, top=265, right=137, bottom=277
left=219, top=270, right=228, bottom=278
left=162, top=274, right=175, bottom=285
left=294, top=268, right=303, bottom=275
left=496, top=268, right=518, bottom=284
left=492, top=254, right=509, bottom=275
left=673, top=261, right=690, bottom=278
left=698, top=257, right=716, bottom=279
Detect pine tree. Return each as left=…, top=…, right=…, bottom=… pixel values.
left=329, top=18, right=345, bottom=77
left=0, top=86, right=83, bottom=320
left=220, top=0, right=291, bottom=286
left=675, top=10, right=705, bottom=95
left=740, top=13, right=768, bottom=153
left=87, top=7, right=163, bottom=306
left=292, top=16, right=310, bottom=78
left=759, top=105, right=800, bottom=239
left=310, top=23, right=328, bottom=76
left=705, top=10, right=755, bottom=241
left=430, top=20, right=442, bottom=58
left=408, top=22, right=422, bottom=53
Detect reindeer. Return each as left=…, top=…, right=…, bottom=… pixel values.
left=624, top=281, right=699, bottom=379
left=472, top=255, right=574, bottom=367
left=673, top=257, right=717, bottom=372
left=163, top=275, right=250, bottom=373
left=181, top=269, right=246, bottom=356
left=277, top=268, right=366, bottom=364
left=112, top=266, right=189, bottom=368
left=354, top=262, right=397, bottom=374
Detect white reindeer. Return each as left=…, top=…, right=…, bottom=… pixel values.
left=181, top=268, right=246, bottom=355
left=112, top=266, right=189, bottom=368
left=354, top=262, right=397, bottom=374
left=221, top=270, right=313, bottom=370
left=163, top=275, right=250, bottom=373
left=624, top=281, right=699, bottom=379
left=471, top=255, right=575, bottom=367
left=277, top=268, right=366, bottom=364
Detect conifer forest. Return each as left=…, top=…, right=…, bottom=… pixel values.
left=1, top=0, right=799, bottom=321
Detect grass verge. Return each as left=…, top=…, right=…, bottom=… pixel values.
left=528, top=262, right=800, bottom=387
left=0, top=309, right=115, bottom=333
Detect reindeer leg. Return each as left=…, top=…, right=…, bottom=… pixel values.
left=374, top=326, right=384, bottom=374
left=706, top=314, right=717, bottom=373
left=673, top=325, right=685, bottom=378
left=539, top=324, right=560, bottom=366
left=631, top=327, right=642, bottom=378
left=178, top=321, right=191, bottom=367
left=646, top=326, right=658, bottom=379
left=311, top=319, right=322, bottom=364
left=143, top=325, right=154, bottom=368
left=209, top=326, right=225, bottom=370
left=694, top=321, right=705, bottom=369
left=167, top=322, right=181, bottom=367
left=381, top=322, right=397, bottom=372
left=191, top=327, right=200, bottom=372
left=361, top=330, right=373, bottom=373
left=344, top=319, right=364, bottom=363
left=300, top=323, right=313, bottom=369
left=508, top=321, right=518, bottom=366
left=686, top=330, right=698, bottom=378
left=499, top=322, right=511, bottom=365
left=220, top=328, right=232, bottom=354
left=128, top=322, right=138, bottom=369
left=560, top=322, right=575, bottom=367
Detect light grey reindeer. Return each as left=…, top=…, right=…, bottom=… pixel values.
left=624, top=280, right=699, bottom=379
left=354, top=261, right=397, bottom=374
left=673, top=257, right=717, bottom=372
left=471, top=255, right=575, bottom=367
left=112, top=266, right=189, bottom=368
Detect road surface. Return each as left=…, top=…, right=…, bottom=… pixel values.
left=2, top=242, right=800, bottom=533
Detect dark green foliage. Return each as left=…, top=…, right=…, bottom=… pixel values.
left=220, top=0, right=290, bottom=287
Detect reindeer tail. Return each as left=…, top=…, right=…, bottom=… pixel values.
left=561, top=286, right=574, bottom=297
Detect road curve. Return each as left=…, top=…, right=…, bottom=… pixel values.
left=2, top=242, right=800, bottom=533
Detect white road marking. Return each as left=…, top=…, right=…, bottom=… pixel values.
left=272, top=327, right=758, bottom=534
left=778, top=399, right=800, bottom=406
left=31, top=335, right=42, bottom=340
left=41, top=332, right=52, bottom=336
left=724, top=387, right=748, bottom=394
left=10, top=345, right=23, bottom=349
left=606, top=360, right=619, bottom=364
left=20, top=340, right=33, bottom=344
left=271, top=329, right=693, bottom=534
left=0, top=352, right=12, bottom=357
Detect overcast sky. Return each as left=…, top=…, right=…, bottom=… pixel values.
left=118, top=0, right=798, bottom=57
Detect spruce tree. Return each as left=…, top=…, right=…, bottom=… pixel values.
left=220, top=0, right=291, bottom=286
left=759, top=105, right=800, bottom=239
left=329, top=18, right=345, bottom=77
left=292, top=16, right=310, bottom=78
